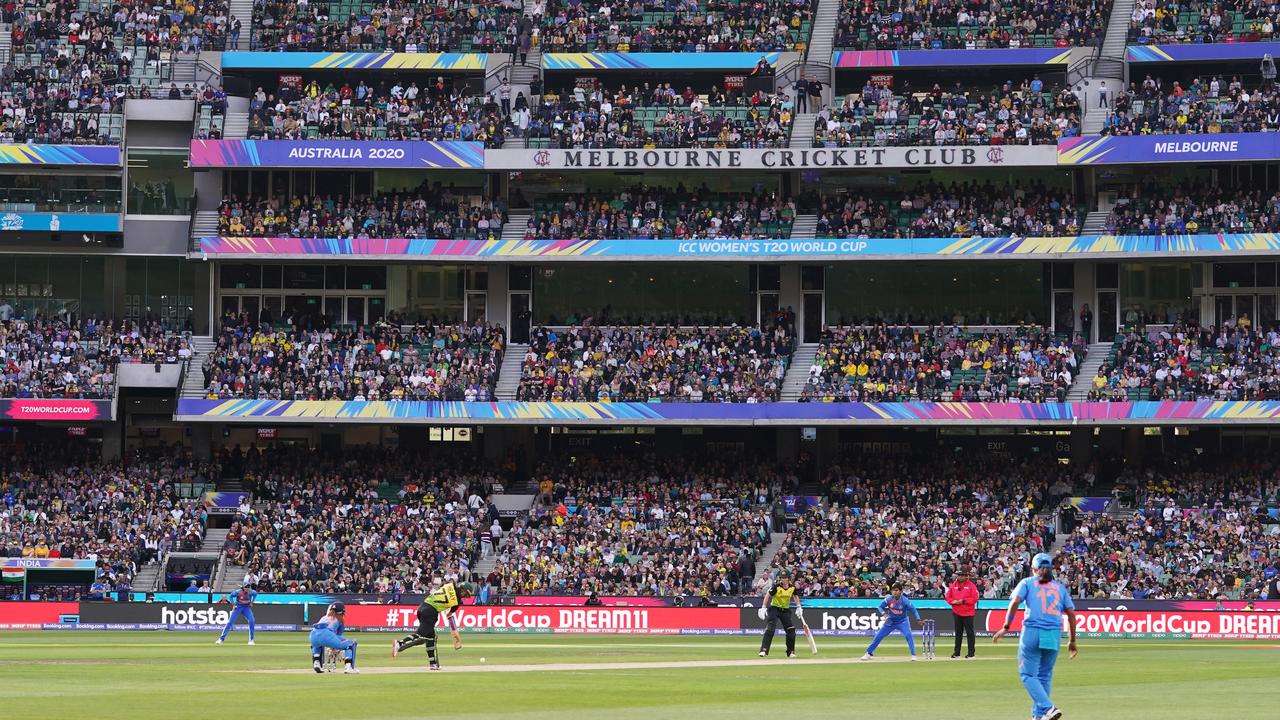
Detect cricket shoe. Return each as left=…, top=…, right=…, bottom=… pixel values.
left=860, top=653, right=873, bottom=661
left=215, top=638, right=223, bottom=645
left=758, top=651, right=767, bottom=658
left=951, top=654, right=961, bottom=659
left=428, top=663, right=442, bottom=671
left=1041, top=708, right=1063, bottom=720
left=344, top=666, right=360, bottom=674
left=787, top=652, right=796, bottom=658
left=391, top=641, right=399, bottom=658
left=910, top=656, right=919, bottom=662
left=247, top=640, right=255, bottom=645
left=313, top=660, right=323, bottom=674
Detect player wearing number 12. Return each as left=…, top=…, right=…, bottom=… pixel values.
left=993, top=553, right=1079, bottom=720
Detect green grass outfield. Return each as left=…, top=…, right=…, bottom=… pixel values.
left=1, top=631, right=1275, bottom=720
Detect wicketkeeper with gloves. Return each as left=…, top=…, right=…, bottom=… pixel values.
left=758, top=571, right=802, bottom=658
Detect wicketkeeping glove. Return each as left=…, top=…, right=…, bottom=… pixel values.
left=757, top=607, right=767, bottom=621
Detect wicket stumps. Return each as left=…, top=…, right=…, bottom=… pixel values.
left=324, top=649, right=342, bottom=672
left=921, top=619, right=936, bottom=659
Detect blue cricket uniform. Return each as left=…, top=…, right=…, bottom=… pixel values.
left=1011, top=576, right=1075, bottom=718
left=865, top=594, right=921, bottom=656
left=218, top=587, right=256, bottom=641
left=310, top=616, right=357, bottom=665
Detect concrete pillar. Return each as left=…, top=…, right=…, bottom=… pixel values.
left=387, top=265, right=408, bottom=317
left=191, top=424, right=213, bottom=462
left=1198, top=263, right=1214, bottom=325
left=1073, top=261, right=1097, bottom=343
left=779, top=264, right=802, bottom=328
left=1070, top=427, right=1093, bottom=466
left=102, top=421, right=122, bottom=462
left=814, top=427, right=838, bottom=476
left=105, top=256, right=128, bottom=320
left=775, top=427, right=799, bottom=464
left=191, top=261, right=212, bottom=335
left=486, top=264, right=510, bottom=329
left=1124, top=426, right=1145, bottom=466
left=656, top=427, right=681, bottom=457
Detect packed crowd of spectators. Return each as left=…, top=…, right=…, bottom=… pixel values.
left=227, top=446, right=506, bottom=593
left=1103, top=183, right=1280, bottom=234
left=488, top=451, right=781, bottom=595
left=244, top=78, right=508, bottom=147
left=1102, top=75, right=1280, bottom=136
left=527, top=83, right=794, bottom=149
left=514, top=316, right=795, bottom=402
left=215, top=189, right=508, bottom=240
left=1, top=318, right=191, bottom=399
left=524, top=186, right=796, bottom=240
left=252, top=0, right=524, bottom=51
left=0, top=0, right=235, bottom=143
left=814, top=78, right=1081, bottom=147
left=0, top=58, right=127, bottom=144
left=1087, top=321, right=1280, bottom=401
left=537, top=0, right=813, bottom=52
left=1127, top=0, right=1280, bottom=44
left=1058, top=458, right=1280, bottom=599
left=202, top=318, right=505, bottom=401
left=6, top=0, right=231, bottom=73
left=0, top=445, right=214, bottom=598
left=836, top=0, right=1112, bottom=49
left=798, top=324, right=1085, bottom=403
left=813, top=181, right=1081, bottom=238
left=770, top=452, right=1064, bottom=598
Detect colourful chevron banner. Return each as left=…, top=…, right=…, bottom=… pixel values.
left=196, top=233, right=1280, bottom=260
left=1058, top=134, right=1279, bottom=165
left=189, top=139, right=484, bottom=169
left=221, top=52, right=487, bottom=70
left=175, top=399, right=1280, bottom=425
left=1125, top=41, right=1280, bottom=63
left=833, top=48, right=1072, bottom=68
left=0, top=144, right=121, bottom=165
left=543, top=52, right=781, bottom=70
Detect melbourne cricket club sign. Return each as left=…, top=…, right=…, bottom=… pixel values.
left=487, top=145, right=1055, bottom=171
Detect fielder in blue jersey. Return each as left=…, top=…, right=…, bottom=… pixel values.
left=861, top=583, right=921, bottom=661
left=993, top=553, right=1080, bottom=720
left=216, top=583, right=257, bottom=645
left=310, top=602, right=359, bottom=674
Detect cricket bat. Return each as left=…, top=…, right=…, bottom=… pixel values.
left=802, top=620, right=818, bottom=654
